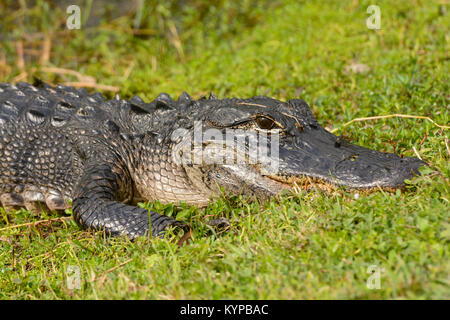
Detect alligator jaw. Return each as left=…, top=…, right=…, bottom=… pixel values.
left=262, top=126, right=426, bottom=193
left=264, top=174, right=401, bottom=194
left=263, top=174, right=342, bottom=193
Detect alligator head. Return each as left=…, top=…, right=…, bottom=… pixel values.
left=134, top=94, right=425, bottom=205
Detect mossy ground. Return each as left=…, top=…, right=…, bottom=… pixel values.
left=0, top=0, right=448, bottom=299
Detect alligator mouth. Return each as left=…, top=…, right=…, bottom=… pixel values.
left=199, top=132, right=426, bottom=197
left=255, top=127, right=426, bottom=194
left=263, top=173, right=400, bottom=194
left=259, top=152, right=425, bottom=194
left=264, top=174, right=341, bottom=193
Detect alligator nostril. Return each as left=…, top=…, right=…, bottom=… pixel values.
left=334, top=141, right=341, bottom=148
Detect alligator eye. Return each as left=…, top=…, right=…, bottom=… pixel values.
left=255, top=116, right=275, bottom=130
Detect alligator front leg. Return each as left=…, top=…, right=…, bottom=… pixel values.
left=72, top=162, right=190, bottom=241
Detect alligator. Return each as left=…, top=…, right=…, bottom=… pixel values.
left=0, top=81, right=425, bottom=241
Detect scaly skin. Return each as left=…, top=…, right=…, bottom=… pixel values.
left=0, top=82, right=189, bottom=239
left=0, top=81, right=425, bottom=240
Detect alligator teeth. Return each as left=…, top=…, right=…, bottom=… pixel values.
left=263, top=174, right=337, bottom=193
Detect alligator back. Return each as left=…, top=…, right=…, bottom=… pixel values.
left=0, top=82, right=117, bottom=212
left=0, top=82, right=189, bottom=239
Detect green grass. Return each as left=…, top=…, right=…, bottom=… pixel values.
left=0, top=0, right=449, bottom=299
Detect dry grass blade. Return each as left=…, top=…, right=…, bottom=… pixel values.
left=40, top=35, right=51, bottom=65
left=412, top=146, right=422, bottom=160
left=0, top=46, right=11, bottom=78
left=13, top=40, right=28, bottom=82
left=445, top=137, right=450, bottom=157
left=40, top=67, right=118, bottom=92
left=168, top=21, right=185, bottom=62
left=330, top=114, right=450, bottom=133
left=0, top=216, right=72, bottom=232
left=41, top=67, right=95, bottom=83
left=90, top=258, right=133, bottom=283
left=62, top=82, right=119, bottom=93
left=15, top=40, right=25, bottom=72
left=12, top=72, right=28, bottom=83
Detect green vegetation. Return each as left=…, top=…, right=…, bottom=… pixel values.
left=0, top=0, right=448, bottom=299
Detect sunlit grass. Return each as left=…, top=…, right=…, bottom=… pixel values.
left=0, top=0, right=448, bottom=299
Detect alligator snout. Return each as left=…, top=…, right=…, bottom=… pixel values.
left=272, top=120, right=426, bottom=191
left=330, top=153, right=425, bottom=190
